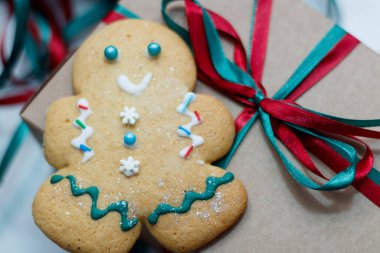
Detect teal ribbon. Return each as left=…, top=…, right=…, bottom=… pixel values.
left=113, top=4, right=140, bottom=19
left=273, top=25, right=347, bottom=100
left=247, top=0, right=258, bottom=74
left=0, top=122, right=29, bottom=182
left=64, top=1, right=118, bottom=42
left=261, top=109, right=356, bottom=190
left=162, top=0, right=191, bottom=45
left=0, top=0, right=30, bottom=87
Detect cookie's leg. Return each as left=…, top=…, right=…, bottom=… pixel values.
left=33, top=168, right=141, bottom=253
left=144, top=165, right=247, bottom=253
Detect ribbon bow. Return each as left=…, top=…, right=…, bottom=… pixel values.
left=163, top=0, right=380, bottom=206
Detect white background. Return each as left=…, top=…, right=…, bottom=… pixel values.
left=305, top=0, right=380, bottom=54
left=0, top=1, right=379, bottom=252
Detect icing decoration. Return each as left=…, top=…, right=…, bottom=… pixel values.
left=79, top=144, right=91, bottom=152
left=120, top=106, right=140, bottom=125
left=119, top=156, right=140, bottom=177
left=104, top=45, right=118, bottom=61
left=148, top=172, right=234, bottom=224
left=75, top=119, right=86, bottom=129
left=71, top=98, right=94, bottom=163
left=147, top=42, right=161, bottom=57
left=124, top=132, right=137, bottom=147
left=176, top=92, right=204, bottom=158
left=50, top=175, right=138, bottom=231
left=118, top=73, right=152, bottom=95
left=194, top=110, right=201, bottom=121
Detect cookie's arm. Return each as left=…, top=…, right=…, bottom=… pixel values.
left=188, top=94, right=236, bottom=163
left=44, top=96, right=83, bottom=169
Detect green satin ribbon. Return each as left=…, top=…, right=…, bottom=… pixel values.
left=0, top=122, right=29, bottom=182
left=261, top=109, right=356, bottom=190
left=0, top=0, right=30, bottom=87
left=202, top=8, right=258, bottom=90
left=34, top=13, right=52, bottom=46
left=369, top=169, right=380, bottom=185
left=113, top=4, right=140, bottom=19
left=273, top=25, right=347, bottom=100
left=33, top=13, right=52, bottom=77
left=247, top=0, right=258, bottom=75
left=64, top=1, right=118, bottom=42
left=162, top=0, right=191, bottom=45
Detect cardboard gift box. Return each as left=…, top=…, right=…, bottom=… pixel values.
left=21, top=0, right=380, bottom=252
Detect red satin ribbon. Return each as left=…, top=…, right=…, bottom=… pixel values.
left=32, top=0, right=67, bottom=69
left=0, top=89, right=36, bottom=104
left=103, top=11, right=128, bottom=24
left=249, top=0, right=272, bottom=84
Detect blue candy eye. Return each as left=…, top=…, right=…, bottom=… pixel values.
left=147, top=42, right=161, bottom=57
left=104, top=45, right=118, bottom=61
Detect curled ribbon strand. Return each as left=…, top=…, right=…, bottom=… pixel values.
left=0, top=0, right=120, bottom=104
left=162, top=0, right=380, bottom=206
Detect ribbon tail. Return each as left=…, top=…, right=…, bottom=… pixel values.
left=273, top=25, right=347, bottom=100
left=215, top=110, right=259, bottom=169
left=297, top=129, right=380, bottom=207
left=260, top=99, right=380, bottom=139
left=0, top=122, right=29, bottom=182
left=260, top=108, right=357, bottom=191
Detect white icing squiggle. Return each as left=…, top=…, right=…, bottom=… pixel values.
left=177, top=92, right=204, bottom=159
left=118, top=72, right=152, bottom=95
left=71, top=98, right=94, bottom=163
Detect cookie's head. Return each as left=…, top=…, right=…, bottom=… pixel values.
left=73, top=20, right=196, bottom=97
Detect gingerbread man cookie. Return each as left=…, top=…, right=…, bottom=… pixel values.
left=33, top=20, right=247, bottom=253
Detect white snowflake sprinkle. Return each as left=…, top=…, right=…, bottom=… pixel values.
left=120, top=106, right=140, bottom=125
left=119, top=156, right=140, bottom=177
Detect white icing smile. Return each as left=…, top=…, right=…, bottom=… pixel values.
left=118, top=72, right=152, bottom=95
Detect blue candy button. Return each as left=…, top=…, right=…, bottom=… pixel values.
left=124, top=132, right=137, bottom=147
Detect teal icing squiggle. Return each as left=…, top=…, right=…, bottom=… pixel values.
left=50, top=175, right=138, bottom=231
left=148, top=172, right=234, bottom=224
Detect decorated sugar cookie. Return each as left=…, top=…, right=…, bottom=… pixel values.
left=34, top=20, right=247, bottom=253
